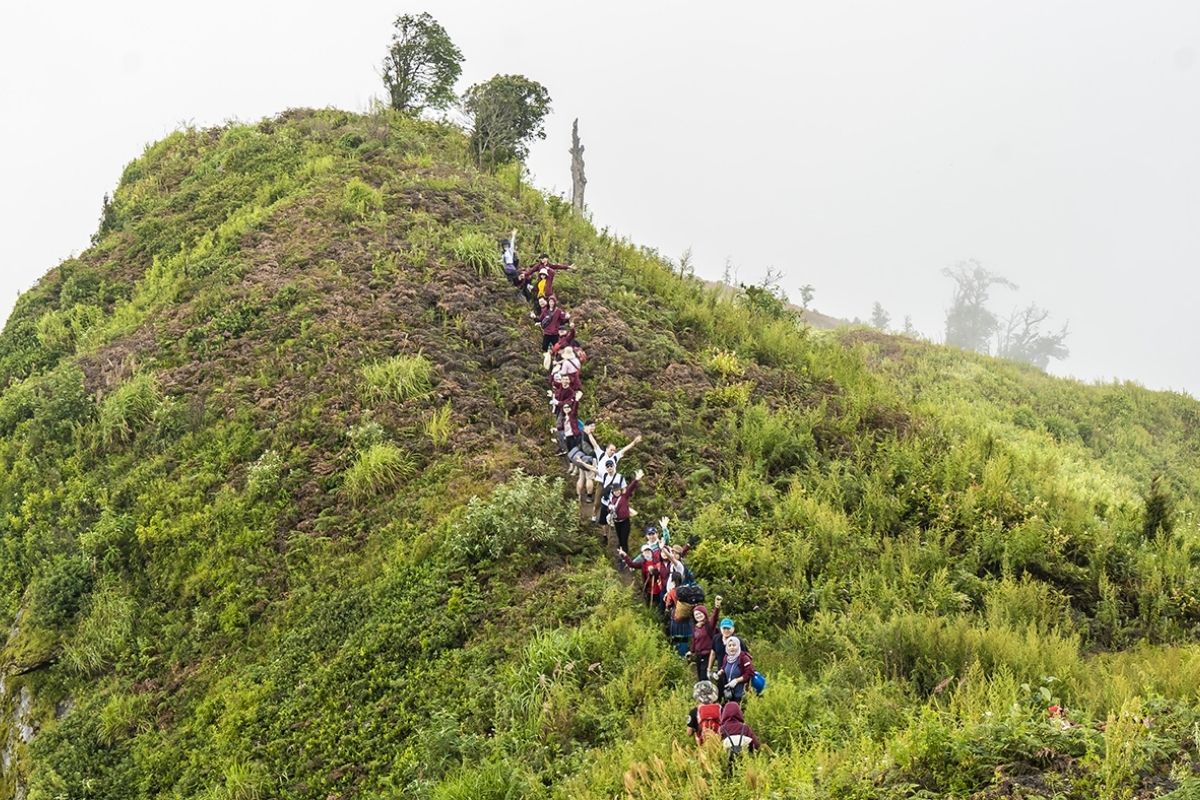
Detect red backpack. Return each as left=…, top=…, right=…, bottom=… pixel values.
left=697, top=703, right=721, bottom=742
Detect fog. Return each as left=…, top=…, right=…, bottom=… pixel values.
left=2, top=1, right=1197, bottom=395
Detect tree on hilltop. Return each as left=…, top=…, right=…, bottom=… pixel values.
left=462, top=74, right=552, bottom=169
left=942, top=260, right=1017, bottom=353
left=382, top=12, right=464, bottom=115
left=995, top=304, right=1070, bottom=368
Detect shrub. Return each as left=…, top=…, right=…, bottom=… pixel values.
left=361, top=353, right=434, bottom=403
left=451, top=231, right=497, bottom=277
left=705, top=348, right=745, bottom=379
left=342, top=442, right=416, bottom=502
left=341, top=177, right=383, bottom=220
left=62, top=587, right=135, bottom=676
left=98, top=372, right=160, bottom=445
left=445, top=471, right=572, bottom=564
left=27, top=556, right=94, bottom=628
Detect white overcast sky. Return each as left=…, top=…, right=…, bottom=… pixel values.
left=1, top=1, right=1197, bottom=396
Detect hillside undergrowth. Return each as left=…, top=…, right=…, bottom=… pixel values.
left=0, top=108, right=1198, bottom=800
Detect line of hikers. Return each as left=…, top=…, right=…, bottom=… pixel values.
left=499, top=230, right=764, bottom=758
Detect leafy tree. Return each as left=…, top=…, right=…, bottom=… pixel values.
left=382, top=12, right=464, bottom=115
left=462, top=74, right=551, bottom=168
left=738, top=269, right=795, bottom=321
left=1143, top=474, right=1176, bottom=541
left=995, top=304, right=1070, bottom=368
left=870, top=301, right=890, bottom=331
left=942, top=260, right=1016, bottom=353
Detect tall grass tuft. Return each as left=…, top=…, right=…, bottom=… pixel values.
left=62, top=587, right=134, bottom=676
left=425, top=402, right=453, bottom=447
left=451, top=231, right=497, bottom=277
left=361, top=353, right=434, bottom=403
left=341, top=177, right=383, bottom=220
left=98, top=372, right=160, bottom=445
left=342, top=442, right=416, bottom=502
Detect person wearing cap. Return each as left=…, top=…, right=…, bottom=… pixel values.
left=618, top=538, right=663, bottom=605
left=708, top=616, right=749, bottom=681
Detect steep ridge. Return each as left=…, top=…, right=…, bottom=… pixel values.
left=0, top=108, right=1199, bottom=799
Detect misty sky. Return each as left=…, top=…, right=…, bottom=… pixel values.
left=2, top=1, right=1197, bottom=396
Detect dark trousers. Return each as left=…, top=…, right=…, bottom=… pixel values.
left=692, top=651, right=712, bottom=682
left=542, top=332, right=559, bottom=352
left=615, top=517, right=631, bottom=552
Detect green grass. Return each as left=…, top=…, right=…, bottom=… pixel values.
left=450, top=231, right=497, bottom=277
left=342, top=442, right=416, bottom=501
left=361, top=353, right=434, bottom=403
left=1, top=106, right=1199, bottom=800
left=97, top=372, right=160, bottom=445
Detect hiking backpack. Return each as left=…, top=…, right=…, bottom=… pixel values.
left=697, top=703, right=721, bottom=742
left=676, top=584, right=705, bottom=605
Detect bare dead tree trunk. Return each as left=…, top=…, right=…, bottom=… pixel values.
left=569, top=118, right=587, bottom=213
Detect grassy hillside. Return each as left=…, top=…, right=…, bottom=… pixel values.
left=2, top=108, right=1199, bottom=800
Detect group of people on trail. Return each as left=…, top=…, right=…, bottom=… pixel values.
left=498, top=231, right=763, bottom=760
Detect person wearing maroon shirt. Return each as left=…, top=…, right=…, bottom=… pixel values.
left=549, top=375, right=582, bottom=415
left=619, top=541, right=664, bottom=605
left=540, top=260, right=573, bottom=297
left=608, top=470, right=642, bottom=553
left=550, top=319, right=576, bottom=356
left=557, top=401, right=582, bottom=452
left=539, top=296, right=567, bottom=353
left=685, top=600, right=722, bottom=683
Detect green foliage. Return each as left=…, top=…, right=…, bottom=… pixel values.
left=425, top=402, right=453, bottom=447
left=61, top=586, right=134, bottom=676
left=98, top=371, right=160, bottom=445
left=342, top=442, right=416, bottom=501
left=342, top=176, right=384, bottom=220
left=382, top=12, right=464, bottom=114
left=445, top=471, right=572, bottom=563
left=3, top=107, right=1200, bottom=800
left=361, top=353, right=434, bottom=403
left=451, top=231, right=497, bottom=276
left=463, top=74, right=552, bottom=168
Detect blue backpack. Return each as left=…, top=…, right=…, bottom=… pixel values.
left=751, top=671, right=766, bottom=695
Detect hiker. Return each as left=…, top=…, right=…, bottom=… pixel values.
left=549, top=372, right=576, bottom=408
left=579, top=458, right=625, bottom=526
left=608, top=469, right=642, bottom=553
left=551, top=345, right=583, bottom=386
left=550, top=318, right=577, bottom=355
left=569, top=424, right=599, bottom=504
left=536, top=296, right=566, bottom=354
left=719, top=702, right=760, bottom=756
left=558, top=401, right=582, bottom=453
left=518, top=255, right=573, bottom=301
left=687, top=598, right=721, bottom=683
left=662, top=545, right=694, bottom=596
left=588, top=431, right=643, bottom=475
left=709, top=616, right=750, bottom=677
left=500, top=229, right=519, bottom=285
left=619, top=541, right=663, bottom=606
left=530, top=296, right=549, bottom=327
left=715, top=635, right=755, bottom=703
left=687, top=681, right=722, bottom=745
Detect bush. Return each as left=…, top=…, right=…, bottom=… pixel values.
left=342, top=442, right=416, bottom=502
left=98, top=372, right=160, bottom=445
left=361, top=353, right=434, bottom=403
left=62, top=587, right=135, bottom=676
left=445, top=471, right=572, bottom=564
left=451, top=231, right=498, bottom=277
left=27, top=556, right=94, bottom=628
left=341, top=177, right=384, bottom=220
